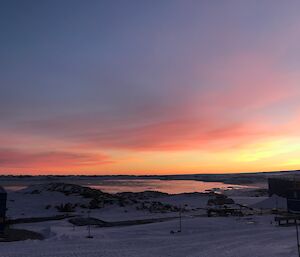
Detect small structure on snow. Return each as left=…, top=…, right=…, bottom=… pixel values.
left=206, top=193, right=243, bottom=217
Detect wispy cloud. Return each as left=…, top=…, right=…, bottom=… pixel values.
left=0, top=148, right=112, bottom=169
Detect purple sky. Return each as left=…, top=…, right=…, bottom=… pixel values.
left=1, top=1, right=300, bottom=174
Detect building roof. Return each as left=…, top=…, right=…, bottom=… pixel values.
left=269, top=176, right=300, bottom=182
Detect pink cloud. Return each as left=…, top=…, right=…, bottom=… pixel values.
left=3, top=52, right=300, bottom=156
left=0, top=148, right=112, bottom=169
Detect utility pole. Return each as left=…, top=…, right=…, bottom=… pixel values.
left=296, top=219, right=300, bottom=257
left=178, top=205, right=182, bottom=233
left=86, top=210, right=93, bottom=239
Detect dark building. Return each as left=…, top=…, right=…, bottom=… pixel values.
left=0, top=187, right=7, bottom=233
left=287, top=190, right=300, bottom=213
left=268, top=177, right=300, bottom=197
left=268, top=177, right=300, bottom=213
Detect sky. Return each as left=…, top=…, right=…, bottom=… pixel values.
left=1, top=0, right=300, bottom=175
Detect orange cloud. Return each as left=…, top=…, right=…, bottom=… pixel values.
left=0, top=148, right=112, bottom=170
left=1, top=51, right=300, bottom=174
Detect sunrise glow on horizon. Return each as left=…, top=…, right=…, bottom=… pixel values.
left=1, top=1, right=300, bottom=175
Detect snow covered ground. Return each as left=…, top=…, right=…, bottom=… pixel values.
left=1, top=215, right=298, bottom=257
left=0, top=183, right=297, bottom=257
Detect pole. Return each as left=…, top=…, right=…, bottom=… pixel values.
left=179, top=206, right=182, bottom=232
left=296, top=219, right=300, bottom=257
left=88, top=223, right=91, bottom=238
left=87, top=210, right=93, bottom=238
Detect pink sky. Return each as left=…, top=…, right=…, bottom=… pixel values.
left=1, top=1, right=300, bottom=174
